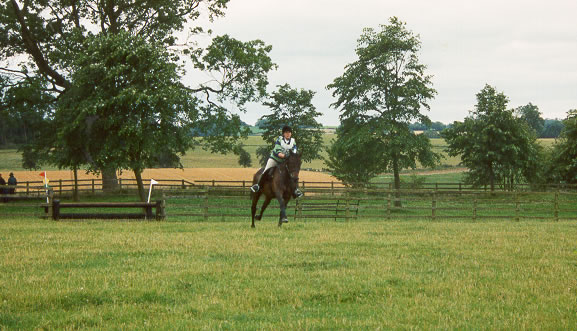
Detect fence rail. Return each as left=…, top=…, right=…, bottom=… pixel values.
left=3, top=178, right=577, bottom=199
left=3, top=181, right=577, bottom=222
left=162, top=186, right=577, bottom=222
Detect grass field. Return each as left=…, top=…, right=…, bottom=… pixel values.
left=1, top=217, right=576, bottom=329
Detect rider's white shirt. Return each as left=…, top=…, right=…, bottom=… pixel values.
left=278, top=136, right=297, bottom=154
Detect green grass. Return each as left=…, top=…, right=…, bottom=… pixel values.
left=0, top=217, right=576, bottom=329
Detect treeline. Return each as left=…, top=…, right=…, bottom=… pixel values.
left=408, top=115, right=564, bottom=139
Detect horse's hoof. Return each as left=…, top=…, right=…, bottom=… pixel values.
left=255, top=215, right=262, bottom=221
left=281, top=218, right=289, bottom=223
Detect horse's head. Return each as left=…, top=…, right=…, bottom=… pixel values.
left=285, top=151, right=302, bottom=188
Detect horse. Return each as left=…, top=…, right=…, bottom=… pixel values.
left=250, top=152, right=302, bottom=228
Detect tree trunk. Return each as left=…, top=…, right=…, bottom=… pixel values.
left=489, top=162, right=495, bottom=193
left=101, top=167, right=118, bottom=192
left=393, top=155, right=402, bottom=207
left=133, top=169, right=146, bottom=202
left=510, top=174, right=515, bottom=192
left=73, top=167, right=79, bottom=201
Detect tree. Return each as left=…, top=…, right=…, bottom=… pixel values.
left=235, top=144, right=252, bottom=168
left=541, top=119, right=564, bottom=138
left=326, top=118, right=389, bottom=187
left=256, top=83, right=323, bottom=166
left=548, top=110, right=577, bottom=184
left=1, top=0, right=276, bottom=200
left=515, top=103, right=544, bottom=135
left=326, top=17, right=440, bottom=199
left=442, top=85, right=542, bottom=191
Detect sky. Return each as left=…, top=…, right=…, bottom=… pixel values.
left=188, top=0, right=577, bottom=126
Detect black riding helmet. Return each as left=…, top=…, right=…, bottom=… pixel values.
left=282, top=125, right=292, bottom=133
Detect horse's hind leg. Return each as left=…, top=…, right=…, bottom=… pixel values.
left=256, top=196, right=272, bottom=221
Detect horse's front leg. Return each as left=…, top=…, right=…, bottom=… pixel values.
left=256, top=196, right=272, bottom=221
left=251, top=192, right=261, bottom=228
left=275, top=192, right=288, bottom=227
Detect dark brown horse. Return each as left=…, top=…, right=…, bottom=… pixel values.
left=250, top=152, right=302, bottom=228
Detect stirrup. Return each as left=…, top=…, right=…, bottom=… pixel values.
left=250, top=184, right=260, bottom=193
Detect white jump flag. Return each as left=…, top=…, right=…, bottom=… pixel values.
left=147, top=179, right=158, bottom=203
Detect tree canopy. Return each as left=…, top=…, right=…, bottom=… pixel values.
left=515, top=103, right=544, bottom=136
left=256, top=83, right=323, bottom=166
left=1, top=0, right=276, bottom=199
left=548, top=110, right=577, bottom=184
left=326, top=17, right=440, bottom=192
left=442, top=85, right=542, bottom=191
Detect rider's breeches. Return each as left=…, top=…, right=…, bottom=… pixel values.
left=257, top=158, right=279, bottom=183
left=264, top=158, right=278, bottom=173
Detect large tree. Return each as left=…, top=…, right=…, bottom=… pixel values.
left=442, top=85, right=542, bottom=191
left=326, top=17, right=440, bottom=197
left=1, top=0, right=276, bottom=199
left=256, top=83, right=323, bottom=166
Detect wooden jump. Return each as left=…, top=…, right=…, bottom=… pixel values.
left=46, top=200, right=166, bottom=221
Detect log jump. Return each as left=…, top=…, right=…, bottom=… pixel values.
left=45, top=200, right=166, bottom=221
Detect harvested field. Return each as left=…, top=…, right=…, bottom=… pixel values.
left=6, top=168, right=338, bottom=184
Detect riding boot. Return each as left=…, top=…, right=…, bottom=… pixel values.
left=293, top=188, right=304, bottom=198
left=251, top=171, right=267, bottom=193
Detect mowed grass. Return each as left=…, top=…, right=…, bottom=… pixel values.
left=1, top=218, right=576, bottom=329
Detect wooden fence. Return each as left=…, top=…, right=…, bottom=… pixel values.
left=4, top=178, right=577, bottom=198
left=2, top=181, right=577, bottom=221
left=163, top=186, right=577, bottom=222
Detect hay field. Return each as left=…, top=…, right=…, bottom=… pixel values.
left=5, top=168, right=337, bottom=184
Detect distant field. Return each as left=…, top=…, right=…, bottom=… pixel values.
left=0, top=218, right=575, bottom=329
left=0, top=137, right=556, bottom=176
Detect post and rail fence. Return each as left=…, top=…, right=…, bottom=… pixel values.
left=1, top=178, right=577, bottom=199
left=2, top=179, right=577, bottom=222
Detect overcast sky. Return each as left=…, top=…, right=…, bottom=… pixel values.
left=189, top=0, right=577, bottom=126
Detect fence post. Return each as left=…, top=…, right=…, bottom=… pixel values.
left=387, top=191, right=392, bottom=220
left=432, top=191, right=437, bottom=221
left=155, top=200, right=166, bottom=221
left=242, top=180, right=246, bottom=189
left=473, top=193, right=477, bottom=222
left=182, top=179, right=186, bottom=190
left=212, top=180, right=215, bottom=187
left=59, top=179, right=62, bottom=195
left=52, top=199, right=60, bottom=221
left=554, top=191, right=559, bottom=222
left=294, top=198, right=299, bottom=222
left=26, top=181, right=30, bottom=195
left=119, top=178, right=122, bottom=191
left=92, top=179, right=95, bottom=194
left=331, top=182, right=334, bottom=196
left=345, top=198, right=350, bottom=221
left=204, top=187, right=209, bottom=221
left=515, top=192, right=520, bottom=222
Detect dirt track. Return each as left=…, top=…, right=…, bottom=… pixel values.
left=5, top=168, right=338, bottom=183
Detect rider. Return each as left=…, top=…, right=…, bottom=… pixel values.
left=251, top=125, right=303, bottom=198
